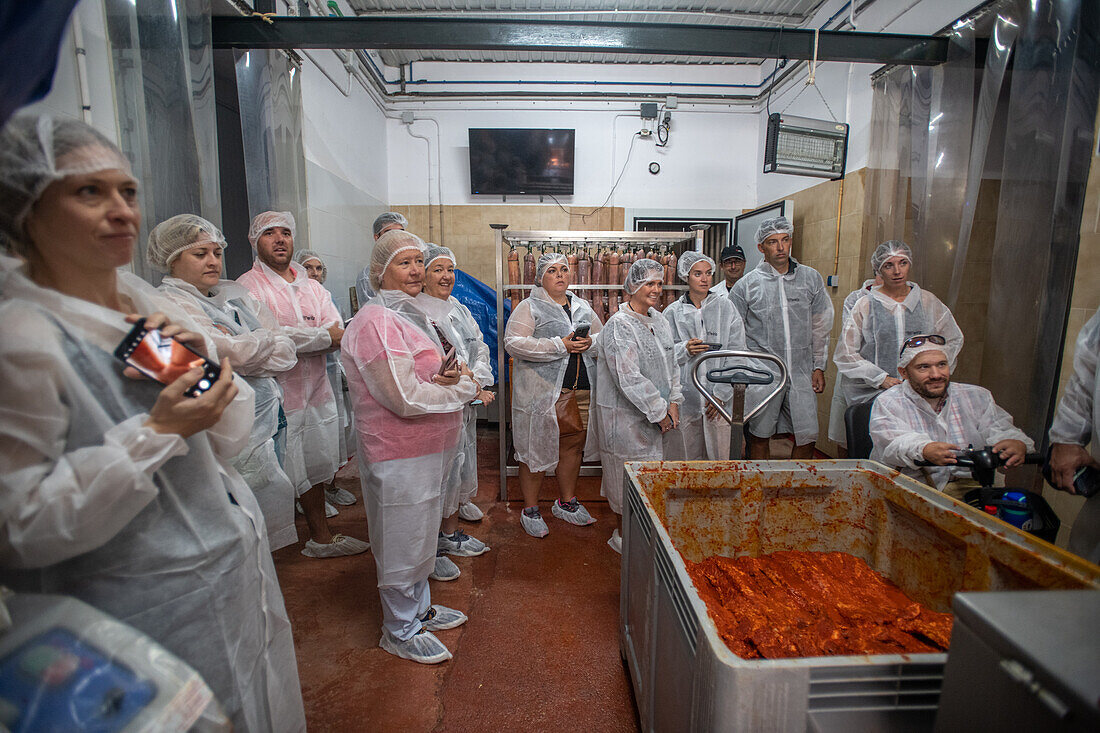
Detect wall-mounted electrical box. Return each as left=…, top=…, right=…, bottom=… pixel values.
left=640, top=102, right=659, bottom=120
left=764, top=113, right=849, bottom=180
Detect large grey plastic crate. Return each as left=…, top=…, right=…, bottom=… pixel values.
left=620, top=460, right=1100, bottom=733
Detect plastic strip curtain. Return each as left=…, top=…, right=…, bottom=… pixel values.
left=865, top=0, right=1100, bottom=442
left=103, top=0, right=221, bottom=283
left=981, top=0, right=1099, bottom=442
left=235, top=50, right=311, bottom=245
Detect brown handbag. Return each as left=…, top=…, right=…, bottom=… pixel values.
left=555, top=389, right=584, bottom=436
left=555, top=352, right=584, bottom=435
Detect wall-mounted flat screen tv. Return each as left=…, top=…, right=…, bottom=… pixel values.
left=469, top=128, right=575, bottom=196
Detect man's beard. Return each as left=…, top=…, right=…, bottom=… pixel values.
left=912, top=378, right=948, bottom=400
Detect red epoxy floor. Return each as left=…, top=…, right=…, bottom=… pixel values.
left=272, top=425, right=641, bottom=732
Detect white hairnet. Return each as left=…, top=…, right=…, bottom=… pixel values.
left=755, top=216, right=793, bottom=246
left=247, top=211, right=296, bottom=249
left=898, top=336, right=948, bottom=368
left=293, top=248, right=326, bottom=282
left=146, top=214, right=227, bottom=271
left=373, top=211, right=408, bottom=238
left=535, top=252, right=568, bottom=284
left=370, top=229, right=426, bottom=290
left=871, top=240, right=913, bottom=273
left=425, top=244, right=456, bottom=268
left=677, top=251, right=715, bottom=283
left=0, top=113, right=132, bottom=254
left=624, top=258, right=665, bottom=294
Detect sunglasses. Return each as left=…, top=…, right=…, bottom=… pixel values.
left=899, top=334, right=946, bottom=358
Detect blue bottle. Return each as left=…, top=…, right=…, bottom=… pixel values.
left=999, top=491, right=1031, bottom=531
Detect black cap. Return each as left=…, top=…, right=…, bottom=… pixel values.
left=720, top=244, right=746, bottom=262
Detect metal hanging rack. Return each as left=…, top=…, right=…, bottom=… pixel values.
left=492, top=226, right=703, bottom=500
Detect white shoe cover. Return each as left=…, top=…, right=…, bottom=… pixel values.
left=325, top=486, right=357, bottom=506
left=379, top=629, right=452, bottom=664
left=551, top=499, right=597, bottom=526
left=420, top=605, right=468, bottom=632
left=520, top=510, right=549, bottom=539
left=301, top=534, right=370, bottom=558
left=438, top=530, right=489, bottom=557
left=295, top=500, right=339, bottom=518
left=607, top=528, right=623, bottom=555
left=457, top=502, right=484, bottom=522
left=429, top=554, right=461, bottom=581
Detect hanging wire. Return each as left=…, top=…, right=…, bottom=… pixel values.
left=547, top=131, right=642, bottom=221
left=781, top=27, right=839, bottom=122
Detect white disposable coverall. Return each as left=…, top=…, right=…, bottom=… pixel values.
left=730, top=257, right=834, bottom=445
left=0, top=264, right=305, bottom=733
left=442, top=295, right=494, bottom=514
left=827, top=279, right=875, bottom=446
left=158, top=276, right=299, bottom=550
left=1048, top=307, right=1100, bottom=564
left=354, top=266, right=374, bottom=310
left=238, top=259, right=340, bottom=491
left=662, top=293, right=746, bottom=460
left=870, top=380, right=1034, bottom=491
left=504, top=286, right=602, bottom=473
left=589, top=303, right=683, bottom=513
left=342, top=291, right=476, bottom=640
left=834, top=283, right=963, bottom=405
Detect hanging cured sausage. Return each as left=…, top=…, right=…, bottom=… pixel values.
left=608, top=248, right=621, bottom=315
left=523, top=247, right=536, bottom=300
left=664, top=248, right=678, bottom=309
left=508, top=245, right=520, bottom=303
left=591, top=247, right=606, bottom=323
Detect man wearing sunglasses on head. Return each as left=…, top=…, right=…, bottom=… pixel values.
left=869, top=334, right=1033, bottom=500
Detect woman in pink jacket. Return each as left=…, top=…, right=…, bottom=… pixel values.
left=343, top=230, right=482, bottom=664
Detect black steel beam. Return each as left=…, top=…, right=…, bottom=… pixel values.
left=211, top=16, right=951, bottom=66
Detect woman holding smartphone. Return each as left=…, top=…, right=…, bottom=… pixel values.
left=0, top=114, right=305, bottom=731
left=422, top=245, right=494, bottom=569
left=150, top=214, right=345, bottom=554
left=342, top=229, right=479, bottom=664
left=662, top=251, right=746, bottom=461
left=504, top=251, right=602, bottom=539
left=590, top=259, right=683, bottom=553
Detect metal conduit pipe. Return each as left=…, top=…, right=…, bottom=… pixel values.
left=71, top=12, right=93, bottom=124
left=352, top=1, right=864, bottom=105
left=403, top=123, right=437, bottom=244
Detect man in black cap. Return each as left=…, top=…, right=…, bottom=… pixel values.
left=710, top=244, right=747, bottom=296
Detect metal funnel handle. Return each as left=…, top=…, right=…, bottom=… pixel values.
left=689, top=350, right=790, bottom=427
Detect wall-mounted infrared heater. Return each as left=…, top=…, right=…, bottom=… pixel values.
left=764, top=113, right=849, bottom=179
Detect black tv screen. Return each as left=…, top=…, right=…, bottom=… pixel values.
left=469, top=128, right=575, bottom=196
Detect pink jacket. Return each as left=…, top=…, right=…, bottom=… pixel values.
left=343, top=304, right=474, bottom=463
left=237, top=259, right=338, bottom=413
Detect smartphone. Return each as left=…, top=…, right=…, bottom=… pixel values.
left=573, top=323, right=591, bottom=339
left=705, top=341, right=724, bottom=351
left=114, top=319, right=221, bottom=397
left=438, top=345, right=458, bottom=375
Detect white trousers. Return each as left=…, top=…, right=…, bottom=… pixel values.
left=379, top=580, right=432, bottom=641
